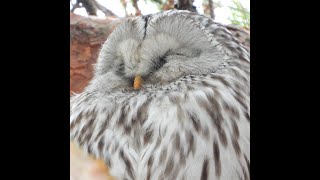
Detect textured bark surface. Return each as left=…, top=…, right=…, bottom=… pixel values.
left=70, top=13, right=250, bottom=94
left=70, top=13, right=121, bottom=94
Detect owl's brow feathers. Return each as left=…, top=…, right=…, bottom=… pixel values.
left=142, top=14, right=152, bottom=39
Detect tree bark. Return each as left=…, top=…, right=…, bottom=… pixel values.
left=80, top=0, right=97, bottom=16
left=70, top=13, right=121, bottom=94
left=208, top=0, right=215, bottom=19
left=132, top=0, right=142, bottom=16
left=120, top=0, right=128, bottom=16
left=175, top=0, right=197, bottom=12
left=163, top=0, right=175, bottom=11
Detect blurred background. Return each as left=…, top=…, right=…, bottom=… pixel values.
left=70, top=0, right=250, bottom=94
left=70, top=0, right=249, bottom=28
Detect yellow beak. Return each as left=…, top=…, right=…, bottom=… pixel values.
left=133, top=75, right=142, bottom=90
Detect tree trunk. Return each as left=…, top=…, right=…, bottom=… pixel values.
left=208, top=0, right=215, bottom=19
left=175, top=0, right=197, bottom=12
left=132, top=0, right=142, bottom=16
left=70, top=13, right=121, bottom=94
left=80, top=0, right=97, bottom=16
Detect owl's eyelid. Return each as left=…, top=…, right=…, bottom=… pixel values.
left=164, top=49, right=174, bottom=56
left=114, top=63, right=125, bottom=77
left=165, top=49, right=188, bottom=57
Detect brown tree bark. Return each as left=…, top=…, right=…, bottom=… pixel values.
left=132, top=0, right=142, bottom=16
left=80, top=0, right=97, bottom=15
left=163, top=0, right=175, bottom=11
left=70, top=13, right=121, bottom=94
left=208, top=0, right=215, bottom=19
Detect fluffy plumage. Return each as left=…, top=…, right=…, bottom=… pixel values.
left=70, top=10, right=250, bottom=180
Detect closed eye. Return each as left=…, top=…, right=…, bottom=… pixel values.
left=115, top=63, right=125, bottom=76
left=152, top=56, right=167, bottom=71
left=115, top=63, right=134, bottom=82
left=151, top=49, right=174, bottom=72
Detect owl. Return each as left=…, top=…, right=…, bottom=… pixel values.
left=70, top=10, right=250, bottom=180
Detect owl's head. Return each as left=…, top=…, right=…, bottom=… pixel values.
left=88, top=10, right=234, bottom=92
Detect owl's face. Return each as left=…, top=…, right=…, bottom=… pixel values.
left=88, top=11, right=230, bottom=92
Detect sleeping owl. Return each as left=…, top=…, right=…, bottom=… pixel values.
left=70, top=10, right=250, bottom=180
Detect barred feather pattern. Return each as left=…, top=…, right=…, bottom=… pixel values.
left=70, top=10, right=250, bottom=180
